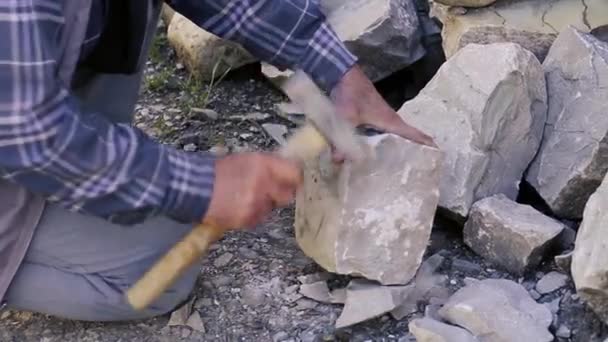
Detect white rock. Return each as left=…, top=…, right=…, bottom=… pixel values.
left=572, top=174, right=608, bottom=324
left=335, top=279, right=414, bottom=328
left=409, top=317, right=478, bottom=342
left=438, top=278, right=553, bottom=342
left=295, top=133, right=442, bottom=285
left=434, top=0, right=608, bottom=62
left=167, top=13, right=256, bottom=81
left=536, top=272, right=569, bottom=294
left=463, top=194, right=565, bottom=274
left=526, top=27, right=608, bottom=219
left=398, top=43, right=547, bottom=219
left=262, top=0, right=427, bottom=85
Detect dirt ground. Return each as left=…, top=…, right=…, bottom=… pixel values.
left=1, top=28, right=608, bottom=342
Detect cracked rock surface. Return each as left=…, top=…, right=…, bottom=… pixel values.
left=526, top=27, right=608, bottom=219
left=398, top=42, right=546, bottom=219
left=434, top=0, right=608, bottom=62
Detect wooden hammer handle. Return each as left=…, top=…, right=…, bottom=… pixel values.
left=126, top=124, right=329, bottom=310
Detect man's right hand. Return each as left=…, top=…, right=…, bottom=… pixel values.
left=203, top=152, right=303, bottom=229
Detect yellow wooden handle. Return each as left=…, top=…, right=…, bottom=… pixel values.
left=126, top=124, right=330, bottom=310
left=126, top=222, right=224, bottom=310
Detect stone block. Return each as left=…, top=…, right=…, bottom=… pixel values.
left=526, top=27, right=608, bottom=219
left=295, top=133, right=442, bottom=285
left=463, top=194, right=565, bottom=274
left=433, top=0, right=608, bottom=62
left=398, top=43, right=546, bottom=219
left=409, top=317, right=478, bottom=342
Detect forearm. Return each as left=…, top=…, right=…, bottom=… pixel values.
left=166, top=0, right=358, bottom=92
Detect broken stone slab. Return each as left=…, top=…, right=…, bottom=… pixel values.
left=572, top=174, right=608, bottom=324
left=295, top=133, right=442, bottom=285
left=409, top=317, right=478, bottom=342
left=299, top=281, right=344, bottom=304
left=536, top=272, right=569, bottom=294
left=335, top=279, right=414, bottom=328
left=463, top=194, right=565, bottom=275
left=398, top=43, right=546, bottom=220
left=167, top=13, right=256, bottom=81
left=433, top=0, right=608, bottom=62
left=262, top=0, right=427, bottom=86
left=438, top=278, right=553, bottom=342
left=525, top=27, right=608, bottom=220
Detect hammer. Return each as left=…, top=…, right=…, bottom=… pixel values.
left=126, top=71, right=368, bottom=311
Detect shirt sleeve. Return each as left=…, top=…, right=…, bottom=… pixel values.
left=166, top=0, right=358, bottom=92
left=0, top=2, right=215, bottom=225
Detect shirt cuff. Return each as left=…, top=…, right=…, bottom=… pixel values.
left=297, top=23, right=358, bottom=93
left=161, top=147, right=217, bottom=223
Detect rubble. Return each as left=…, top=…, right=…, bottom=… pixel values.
left=526, top=27, right=608, bottom=219
left=536, top=272, right=569, bottom=295
left=438, top=279, right=554, bottom=342
left=167, top=13, right=256, bottom=81
left=262, top=0, right=427, bottom=85
left=295, top=133, right=442, bottom=285
left=262, top=123, right=289, bottom=146
left=572, top=174, right=608, bottom=324
left=408, top=317, right=478, bottom=342
left=335, top=279, right=414, bottom=328
left=398, top=43, right=546, bottom=219
left=433, top=0, right=608, bottom=62
left=463, top=194, right=565, bottom=274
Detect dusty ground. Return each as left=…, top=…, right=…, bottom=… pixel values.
left=1, top=27, right=608, bottom=342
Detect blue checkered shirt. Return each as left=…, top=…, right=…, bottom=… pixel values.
left=0, top=0, right=357, bottom=224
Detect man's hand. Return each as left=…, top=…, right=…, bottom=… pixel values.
left=330, top=65, right=437, bottom=158
left=203, top=152, right=302, bottom=229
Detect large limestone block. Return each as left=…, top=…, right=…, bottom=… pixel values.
left=295, top=133, right=442, bottom=285
left=398, top=43, right=547, bottom=219
left=463, top=194, right=565, bottom=275
left=572, top=175, right=608, bottom=324
left=526, top=27, right=608, bottom=219
left=438, top=278, right=554, bottom=342
left=167, top=13, right=256, bottom=81
left=434, top=0, right=608, bottom=62
left=262, top=0, right=426, bottom=85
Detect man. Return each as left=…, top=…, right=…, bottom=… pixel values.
left=0, top=0, right=434, bottom=321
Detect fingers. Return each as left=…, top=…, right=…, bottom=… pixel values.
left=266, top=154, right=303, bottom=188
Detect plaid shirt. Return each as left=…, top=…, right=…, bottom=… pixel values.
left=0, top=0, right=357, bottom=225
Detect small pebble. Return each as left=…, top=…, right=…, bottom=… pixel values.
left=213, top=252, right=234, bottom=268
left=529, top=289, right=541, bottom=300
left=183, top=143, right=197, bottom=152
left=451, top=258, right=482, bottom=273
left=556, top=325, right=571, bottom=338
left=273, top=331, right=289, bottom=342
left=536, top=272, right=569, bottom=294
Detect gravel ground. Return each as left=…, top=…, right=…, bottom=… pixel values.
left=2, top=27, right=608, bottom=342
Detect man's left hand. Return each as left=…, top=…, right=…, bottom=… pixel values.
left=329, top=65, right=437, bottom=161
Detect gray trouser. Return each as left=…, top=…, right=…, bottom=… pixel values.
left=4, top=202, right=199, bottom=321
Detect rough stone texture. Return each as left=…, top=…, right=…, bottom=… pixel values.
left=572, top=174, right=608, bottom=324
left=434, top=0, right=495, bottom=8
left=463, top=194, right=565, bottom=274
left=398, top=43, right=547, bottom=219
left=160, top=3, right=175, bottom=26
left=409, top=317, right=478, bottom=342
left=525, top=27, right=608, bottom=219
left=434, top=0, right=608, bottom=62
left=294, top=133, right=442, bottom=285
left=536, top=271, right=569, bottom=294
left=262, top=0, right=426, bottom=85
left=335, top=280, right=414, bottom=328
left=167, top=13, right=256, bottom=81
left=438, top=278, right=554, bottom=342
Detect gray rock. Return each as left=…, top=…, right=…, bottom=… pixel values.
left=526, top=27, right=608, bottom=219
left=262, top=124, right=288, bottom=146
left=409, top=317, right=478, bottom=342
left=299, top=282, right=333, bottom=303
left=262, top=0, right=426, bottom=84
left=398, top=43, right=547, bottom=219
left=297, top=273, right=332, bottom=285
left=529, top=289, right=541, bottom=300
left=556, top=325, right=572, bottom=338
left=463, top=194, right=565, bottom=274
left=213, top=252, right=234, bottom=268
left=572, top=174, right=608, bottom=324
left=335, top=279, right=414, bottom=328
left=295, top=133, right=442, bottom=285
left=185, top=312, right=205, bottom=333
left=240, top=285, right=266, bottom=307
left=190, top=107, right=219, bottom=121
left=536, top=272, right=569, bottom=294
left=434, top=0, right=495, bottom=8
left=451, top=258, right=482, bottom=274
left=438, top=278, right=553, bottom=342
left=555, top=251, right=573, bottom=275
left=434, top=0, right=608, bottom=62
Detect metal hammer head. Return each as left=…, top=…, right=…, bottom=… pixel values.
left=281, top=70, right=369, bottom=163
